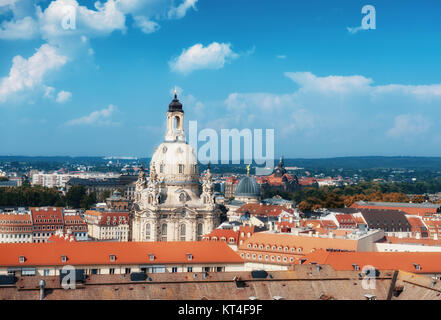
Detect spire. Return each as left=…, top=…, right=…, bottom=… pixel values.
left=246, top=164, right=250, bottom=176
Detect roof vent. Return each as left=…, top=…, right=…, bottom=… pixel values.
left=413, top=263, right=421, bottom=271
left=61, top=255, right=67, bottom=263
left=110, top=254, right=116, bottom=262
left=352, top=263, right=360, bottom=271
left=149, top=254, right=155, bottom=261
left=186, top=253, right=193, bottom=261
left=19, top=256, right=25, bottom=264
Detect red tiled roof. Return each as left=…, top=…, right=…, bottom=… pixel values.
left=301, top=250, right=441, bottom=273
left=30, top=207, right=63, bottom=224
left=0, top=241, right=243, bottom=267
left=239, top=232, right=358, bottom=255
left=335, top=214, right=357, bottom=225
left=237, top=204, right=294, bottom=216
left=351, top=203, right=439, bottom=217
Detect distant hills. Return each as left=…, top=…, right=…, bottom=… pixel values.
left=1, top=156, right=441, bottom=171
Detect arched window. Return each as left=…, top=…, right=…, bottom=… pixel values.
left=174, top=116, right=181, bottom=129
left=145, top=223, right=151, bottom=240
left=161, top=224, right=167, bottom=241
left=180, top=224, right=186, bottom=241
left=179, top=193, right=186, bottom=202
left=160, top=164, right=164, bottom=173
left=197, top=223, right=203, bottom=241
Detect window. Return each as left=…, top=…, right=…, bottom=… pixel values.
left=160, top=164, right=164, bottom=173
left=178, top=164, right=184, bottom=174
left=187, top=267, right=193, bottom=272
left=145, top=223, right=151, bottom=240
left=186, top=253, right=193, bottom=261
left=110, top=254, right=116, bottom=262
left=172, top=267, right=178, bottom=273
left=125, top=268, right=131, bottom=274
left=149, top=253, right=155, bottom=261
left=180, top=224, right=186, bottom=241
left=216, top=267, right=224, bottom=272
left=43, top=269, right=50, bottom=276
left=19, top=256, right=25, bottom=263
left=109, top=268, right=115, bottom=275
left=161, top=224, right=167, bottom=241
left=197, top=223, right=203, bottom=241
left=61, top=255, right=67, bottom=263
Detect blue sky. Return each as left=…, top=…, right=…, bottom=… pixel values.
left=0, top=0, right=441, bottom=159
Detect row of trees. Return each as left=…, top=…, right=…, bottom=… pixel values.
left=0, top=185, right=97, bottom=209
left=263, top=179, right=441, bottom=212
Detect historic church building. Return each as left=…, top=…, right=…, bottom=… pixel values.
left=131, top=92, right=224, bottom=242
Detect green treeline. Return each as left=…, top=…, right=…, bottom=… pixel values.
left=0, top=185, right=96, bottom=209
left=263, top=179, right=441, bottom=211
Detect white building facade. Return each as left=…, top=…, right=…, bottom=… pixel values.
left=131, top=93, right=224, bottom=242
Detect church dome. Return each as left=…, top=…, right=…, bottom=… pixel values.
left=150, top=142, right=198, bottom=181
left=235, top=176, right=261, bottom=198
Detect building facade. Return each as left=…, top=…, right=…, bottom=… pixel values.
left=131, top=93, right=225, bottom=242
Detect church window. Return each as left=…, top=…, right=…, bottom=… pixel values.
left=197, top=223, right=203, bottom=241
left=145, top=224, right=151, bottom=240
left=160, top=164, right=164, bottom=173
left=161, top=224, right=167, bottom=241
left=179, top=193, right=186, bottom=202
left=180, top=224, right=186, bottom=241
left=178, top=164, right=184, bottom=173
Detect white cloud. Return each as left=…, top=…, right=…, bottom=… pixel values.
left=169, top=42, right=239, bottom=74
left=37, top=0, right=126, bottom=41
left=56, top=90, right=71, bottom=103
left=346, top=26, right=365, bottom=34
left=167, top=0, right=197, bottom=19
left=0, top=16, right=39, bottom=39
left=66, top=104, right=117, bottom=126
left=387, top=114, right=431, bottom=138
left=0, top=0, right=201, bottom=103
left=43, top=86, right=55, bottom=98
left=285, top=71, right=372, bottom=94
left=276, top=54, right=286, bottom=59
left=133, top=15, right=159, bottom=34
left=0, top=44, right=68, bottom=102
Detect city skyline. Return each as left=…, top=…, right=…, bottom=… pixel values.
left=1, top=0, right=441, bottom=158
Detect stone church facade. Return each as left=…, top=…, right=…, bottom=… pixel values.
left=131, top=92, right=224, bottom=242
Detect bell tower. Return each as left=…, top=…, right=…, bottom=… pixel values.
left=165, top=89, right=185, bottom=142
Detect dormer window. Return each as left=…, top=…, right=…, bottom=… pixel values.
left=19, top=256, right=25, bottom=263
left=186, top=253, right=193, bottom=261
left=110, top=254, right=116, bottom=262
left=413, top=263, right=421, bottom=271
left=61, top=255, right=67, bottom=263
left=149, top=253, right=155, bottom=261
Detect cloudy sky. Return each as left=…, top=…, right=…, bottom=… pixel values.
left=0, top=0, right=440, bottom=158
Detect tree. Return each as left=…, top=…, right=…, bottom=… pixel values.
left=411, top=195, right=426, bottom=203
left=65, top=186, right=87, bottom=209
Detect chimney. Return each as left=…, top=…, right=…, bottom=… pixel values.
left=39, top=280, right=46, bottom=300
